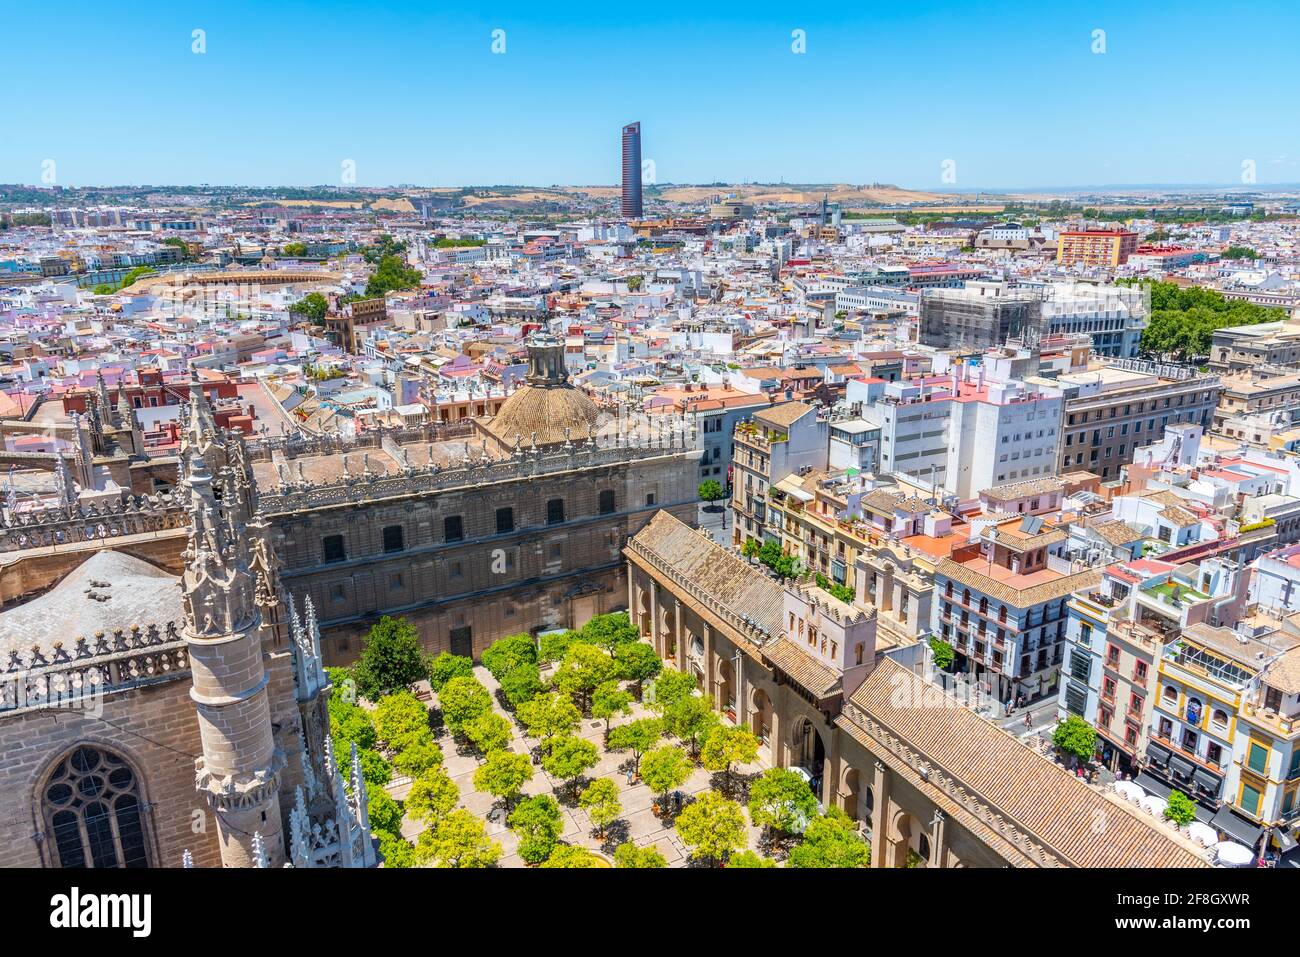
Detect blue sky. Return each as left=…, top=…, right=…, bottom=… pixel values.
left=4, top=0, right=1298, bottom=189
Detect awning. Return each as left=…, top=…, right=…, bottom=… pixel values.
left=1146, top=743, right=1171, bottom=768
left=1211, top=807, right=1265, bottom=848
left=1168, top=755, right=1195, bottom=780
left=1193, top=768, right=1222, bottom=795
left=1136, top=771, right=1172, bottom=800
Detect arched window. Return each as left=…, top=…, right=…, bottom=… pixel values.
left=43, top=746, right=150, bottom=868
left=1211, top=708, right=1230, bottom=731
left=1162, top=685, right=1178, bottom=706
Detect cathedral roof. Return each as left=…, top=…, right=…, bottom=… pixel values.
left=483, top=382, right=602, bottom=448
left=0, top=550, right=183, bottom=660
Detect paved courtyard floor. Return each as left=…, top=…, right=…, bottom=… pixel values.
left=387, top=663, right=770, bottom=867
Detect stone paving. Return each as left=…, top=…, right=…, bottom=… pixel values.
left=387, top=663, right=770, bottom=867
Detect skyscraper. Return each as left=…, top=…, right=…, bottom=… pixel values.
left=621, top=122, right=643, bottom=219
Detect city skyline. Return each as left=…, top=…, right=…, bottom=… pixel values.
left=5, top=0, right=1299, bottom=190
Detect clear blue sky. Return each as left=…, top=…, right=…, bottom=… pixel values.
left=4, top=0, right=1298, bottom=190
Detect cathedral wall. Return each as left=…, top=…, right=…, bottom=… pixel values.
left=0, top=676, right=221, bottom=869
left=274, top=452, right=698, bottom=666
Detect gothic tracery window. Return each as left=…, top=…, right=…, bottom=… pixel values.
left=43, top=746, right=150, bottom=869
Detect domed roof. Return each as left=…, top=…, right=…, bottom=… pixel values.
left=485, top=382, right=601, bottom=448
left=484, top=333, right=602, bottom=447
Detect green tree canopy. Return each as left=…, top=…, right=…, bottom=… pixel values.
left=405, top=767, right=459, bottom=825
left=415, top=808, right=502, bottom=868
left=517, top=690, right=581, bottom=746
left=426, top=651, right=474, bottom=692
left=578, top=778, right=622, bottom=837
left=367, top=787, right=404, bottom=836
left=591, top=681, right=633, bottom=740
left=472, top=749, right=534, bottom=806
left=614, top=842, right=667, bottom=868
left=371, top=690, right=431, bottom=751
left=552, top=642, right=616, bottom=712
left=928, top=636, right=955, bottom=671
left=729, top=849, right=776, bottom=868
left=576, top=612, right=639, bottom=651
left=648, top=668, right=697, bottom=712
left=481, top=633, right=538, bottom=679
left=698, top=479, right=725, bottom=503
left=508, top=794, right=564, bottom=865
left=377, top=829, right=417, bottom=868
left=498, top=662, right=543, bottom=709
left=1165, top=790, right=1197, bottom=827
left=354, top=616, right=428, bottom=700
left=363, top=253, right=423, bottom=298
left=438, top=675, right=493, bottom=737
left=663, top=693, right=719, bottom=758
left=1121, top=279, right=1286, bottom=361
left=541, top=735, right=600, bottom=789
left=391, top=735, right=444, bottom=779
left=701, top=725, right=760, bottom=790
left=539, top=629, right=579, bottom=664
left=787, top=807, right=870, bottom=868
left=641, top=745, right=693, bottom=803
left=330, top=698, right=377, bottom=752
left=675, top=791, right=747, bottom=865
left=463, top=710, right=513, bottom=755
left=1052, top=714, right=1098, bottom=763
left=614, top=642, right=662, bottom=697
left=607, top=718, right=665, bottom=774
left=289, top=291, right=328, bottom=325
left=540, top=844, right=604, bottom=868
left=748, top=767, right=819, bottom=837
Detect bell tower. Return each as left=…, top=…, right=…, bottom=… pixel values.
left=180, top=412, right=285, bottom=867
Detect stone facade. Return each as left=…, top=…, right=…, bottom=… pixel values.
left=625, top=509, right=1209, bottom=868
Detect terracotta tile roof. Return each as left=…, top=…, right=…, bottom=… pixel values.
left=980, top=477, right=1066, bottom=501
left=1264, top=647, right=1300, bottom=695
left=755, top=401, right=815, bottom=428
left=1091, top=519, right=1145, bottom=546
left=764, top=638, right=841, bottom=698
left=937, top=558, right=1104, bottom=607
left=843, top=659, right=1208, bottom=868
left=626, top=511, right=784, bottom=638
left=1159, top=505, right=1199, bottom=527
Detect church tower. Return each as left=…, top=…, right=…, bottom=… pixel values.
left=179, top=380, right=374, bottom=868
left=180, top=399, right=286, bottom=867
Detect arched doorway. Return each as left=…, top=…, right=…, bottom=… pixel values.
left=840, top=766, right=861, bottom=821
left=688, top=634, right=705, bottom=690
left=791, top=716, right=827, bottom=802
left=40, top=745, right=151, bottom=868
left=635, top=588, right=651, bottom=638
left=750, top=688, right=772, bottom=749
left=888, top=809, right=913, bottom=868
left=716, top=656, right=735, bottom=721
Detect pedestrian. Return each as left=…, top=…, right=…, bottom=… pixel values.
left=1004, top=699, right=1013, bottom=717
left=1024, top=711, right=1033, bottom=729
left=626, top=768, right=634, bottom=785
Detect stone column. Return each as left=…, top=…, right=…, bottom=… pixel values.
left=928, top=810, right=947, bottom=868
left=871, top=759, right=890, bottom=869
left=675, top=601, right=687, bottom=671
left=626, top=563, right=636, bottom=629
left=702, top=623, right=715, bottom=702
left=649, top=581, right=660, bottom=657
left=734, top=650, right=748, bottom=729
